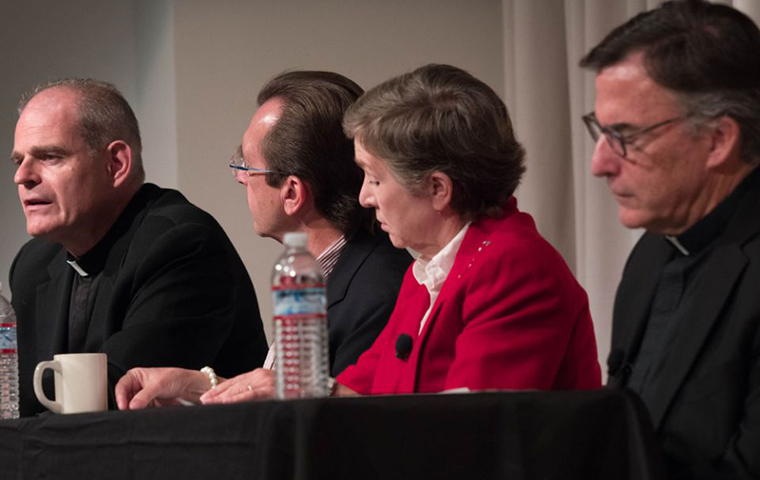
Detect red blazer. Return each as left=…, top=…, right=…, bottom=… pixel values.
left=337, top=198, right=601, bottom=394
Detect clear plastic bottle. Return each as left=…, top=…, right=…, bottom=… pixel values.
left=0, top=283, right=19, bottom=419
left=271, top=232, right=329, bottom=399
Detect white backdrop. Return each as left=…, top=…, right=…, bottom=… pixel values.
left=1, top=0, right=758, bottom=373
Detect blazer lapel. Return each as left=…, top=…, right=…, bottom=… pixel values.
left=644, top=182, right=760, bottom=429
left=609, top=235, right=672, bottom=387
left=35, top=251, right=73, bottom=359
left=413, top=221, right=487, bottom=355
left=646, top=245, right=747, bottom=429
left=326, top=230, right=374, bottom=309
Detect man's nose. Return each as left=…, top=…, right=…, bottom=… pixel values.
left=14, top=158, right=40, bottom=187
left=590, top=137, right=622, bottom=178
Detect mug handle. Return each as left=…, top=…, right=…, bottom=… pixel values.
left=33, top=360, right=63, bottom=414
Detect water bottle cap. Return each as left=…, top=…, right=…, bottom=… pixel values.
left=283, top=232, right=308, bottom=248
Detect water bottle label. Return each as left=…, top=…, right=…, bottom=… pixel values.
left=0, top=325, right=17, bottom=353
left=272, top=285, right=326, bottom=317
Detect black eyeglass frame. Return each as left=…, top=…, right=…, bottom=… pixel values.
left=582, top=112, right=692, bottom=158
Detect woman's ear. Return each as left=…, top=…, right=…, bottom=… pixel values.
left=428, top=171, right=454, bottom=212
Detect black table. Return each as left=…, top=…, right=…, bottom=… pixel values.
left=0, top=389, right=665, bottom=480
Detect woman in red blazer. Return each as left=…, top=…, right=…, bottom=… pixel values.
left=115, top=64, right=601, bottom=409
left=335, top=64, right=601, bottom=395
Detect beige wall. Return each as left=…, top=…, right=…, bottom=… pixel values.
left=0, top=0, right=140, bottom=299
left=136, top=0, right=179, bottom=189
left=172, top=0, right=504, bottom=339
left=0, top=0, right=504, bottom=342
left=5, top=0, right=756, bottom=374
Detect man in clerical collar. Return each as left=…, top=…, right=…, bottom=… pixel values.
left=580, top=0, right=760, bottom=478
left=10, top=78, right=267, bottom=416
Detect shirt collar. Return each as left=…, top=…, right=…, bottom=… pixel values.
left=316, top=234, right=347, bottom=280
left=413, top=223, right=470, bottom=292
left=66, top=235, right=113, bottom=277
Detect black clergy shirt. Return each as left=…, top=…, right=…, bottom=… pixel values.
left=624, top=168, right=760, bottom=405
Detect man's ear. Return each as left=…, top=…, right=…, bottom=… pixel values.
left=429, top=171, right=454, bottom=212
left=281, top=176, right=310, bottom=217
left=706, top=116, right=741, bottom=169
left=105, top=140, right=133, bottom=187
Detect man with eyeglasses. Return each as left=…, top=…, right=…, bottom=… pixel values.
left=9, top=79, right=268, bottom=416
left=228, top=71, right=412, bottom=377
left=580, top=1, right=760, bottom=478
left=115, top=71, right=411, bottom=408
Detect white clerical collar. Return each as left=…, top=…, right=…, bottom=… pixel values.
left=665, top=235, right=690, bottom=256
left=66, top=260, right=90, bottom=277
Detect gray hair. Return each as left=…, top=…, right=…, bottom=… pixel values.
left=678, top=90, right=760, bottom=164
left=343, top=64, right=525, bottom=221
left=19, top=78, right=145, bottom=181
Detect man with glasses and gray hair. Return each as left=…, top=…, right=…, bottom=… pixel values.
left=115, top=71, right=411, bottom=408
left=581, top=0, right=760, bottom=478
left=9, top=78, right=268, bottom=416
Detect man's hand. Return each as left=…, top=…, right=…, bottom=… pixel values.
left=200, top=368, right=275, bottom=404
left=115, top=367, right=212, bottom=410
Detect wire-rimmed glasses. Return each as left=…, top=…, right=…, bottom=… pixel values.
left=228, top=145, right=275, bottom=179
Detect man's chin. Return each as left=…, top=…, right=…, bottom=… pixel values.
left=26, top=224, right=58, bottom=242
left=26, top=225, right=46, bottom=238
left=617, top=208, right=648, bottom=231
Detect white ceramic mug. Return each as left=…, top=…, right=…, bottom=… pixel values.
left=33, top=353, right=108, bottom=414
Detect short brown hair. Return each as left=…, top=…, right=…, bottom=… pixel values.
left=257, top=71, right=370, bottom=234
left=343, top=64, right=525, bottom=220
left=19, top=78, right=145, bottom=182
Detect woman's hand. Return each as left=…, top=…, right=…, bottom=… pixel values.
left=115, top=367, right=212, bottom=410
left=200, top=368, right=275, bottom=404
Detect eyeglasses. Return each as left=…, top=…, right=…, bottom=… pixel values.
left=582, top=112, right=690, bottom=158
left=228, top=146, right=275, bottom=178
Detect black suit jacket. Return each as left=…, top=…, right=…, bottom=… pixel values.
left=10, top=184, right=268, bottom=416
left=608, top=181, right=760, bottom=479
left=326, top=228, right=411, bottom=376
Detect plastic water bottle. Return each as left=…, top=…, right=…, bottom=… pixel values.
left=272, top=232, right=329, bottom=399
left=0, top=284, right=19, bottom=419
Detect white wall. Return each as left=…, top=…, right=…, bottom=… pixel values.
left=172, top=0, right=504, bottom=338
left=135, top=0, right=179, bottom=189
left=0, top=0, right=139, bottom=299
left=0, top=0, right=503, bottom=341
left=4, top=0, right=756, bottom=378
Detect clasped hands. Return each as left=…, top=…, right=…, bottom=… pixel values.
left=115, top=367, right=276, bottom=410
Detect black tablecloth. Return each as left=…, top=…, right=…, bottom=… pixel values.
left=0, top=389, right=665, bottom=480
